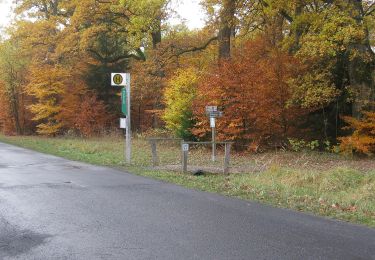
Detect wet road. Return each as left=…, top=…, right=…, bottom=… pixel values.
left=0, top=142, right=374, bottom=260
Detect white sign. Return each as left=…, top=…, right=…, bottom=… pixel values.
left=209, top=111, right=223, bottom=118
left=182, top=144, right=189, bottom=152
left=120, top=118, right=127, bottom=129
left=111, top=73, right=128, bottom=86
left=206, top=106, right=218, bottom=113
left=210, top=117, right=216, bottom=128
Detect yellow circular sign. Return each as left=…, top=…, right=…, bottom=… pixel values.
left=113, top=74, right=123, bottom=85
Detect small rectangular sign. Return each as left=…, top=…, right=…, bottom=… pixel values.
left=111, top=73, right=128, bottom=86
left=210, top=117, right=216, bottom=128
left=206, top=106, right=218, bottom=113
left=209, top=111, right=223, bottom=118
left=120, top=118, right=127, bottom=129
left=182, top=144, right=189, bottom=152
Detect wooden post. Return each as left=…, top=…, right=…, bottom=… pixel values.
left=151, top=140, right=159, bottom=167
left=182, top=142, right=188, bottom=173
left=224, top=142, right=232, bottom=174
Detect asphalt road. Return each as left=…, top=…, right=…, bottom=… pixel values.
left=0, top=142, right=374, bottom=260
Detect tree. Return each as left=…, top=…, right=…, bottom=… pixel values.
left=217, top=0, right=237, bottom=59
left=263, top=0, right=375, bottom=117
left=27, top=64, right=67, bottom=135
left=193, top=37, right=306, bottom=149
left=71, top=93, right=111, bottom=137
left=339, top=111, right=375, bottom=155
left=0, top=40, right=30, bottom=135
left=163, top=68, right=199, bottom=139
left=201, top=0, right=239, bottom=59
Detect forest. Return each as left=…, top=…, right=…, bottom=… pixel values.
left=0, top=0, right=374, bottom=155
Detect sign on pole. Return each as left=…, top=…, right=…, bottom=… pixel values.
left=209, top=111, right=223, bottom=118
left=210, top=117, right=216, bottom=128
left=112, top=73, right=131, bottom=163
left=120, top=118, right=127, bottom=129
left=206, top=106, right=218, bottom=114
left=125, top=73, right=131, bottom=163
left=206, top=106, right=223, bottom=162
left=111, top=73, right=128, bottom=86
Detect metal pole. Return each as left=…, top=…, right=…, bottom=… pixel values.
left=212, top=126, right=216, bottom=162
left=125, top=73, right=131, bottom=164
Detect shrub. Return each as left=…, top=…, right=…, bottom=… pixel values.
left=339, top=111, right=375, bottom=155
left=193, top=37, right=307, bottom=148
left=163, top=68, right=199, bottom=139
left=73, top=94, right=110, bottom=137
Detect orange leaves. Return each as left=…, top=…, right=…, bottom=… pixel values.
left=72, top=94, right=111, bottom=137
left=26, top=62, right=111, bottom=137
left=193, top=37, right=306, bottom=148
left=54, top=67, right=112, bottom=137
left=339, top=112, right=375, bottom=155
left=0, top=84, right=14, bottom=135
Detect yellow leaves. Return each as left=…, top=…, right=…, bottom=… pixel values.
left=36, top=122, right=64, bottom=136
left=163, top=68, right=199, bottom=138
left=27, top=65, right=67, bottom=98
left=26, top=64, right=69, bottom=135
left=29, top=101, right=62, bottom=121
left=296, top=3, right=367, bottom=60
left=289, top=71, right=340, bottom=109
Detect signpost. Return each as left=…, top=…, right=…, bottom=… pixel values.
left=205, top=106, right=223, bottom=162
left=112, top=73, right=131, bottom=163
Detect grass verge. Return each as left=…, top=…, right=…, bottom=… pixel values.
left=0, top=135, right=374, bottom=227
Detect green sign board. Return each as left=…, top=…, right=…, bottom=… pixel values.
left=121, top=88, right=127, bottom=115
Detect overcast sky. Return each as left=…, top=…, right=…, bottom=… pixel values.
left=0, top=0, right=13, bottom=28
left=0, top=0, right=205, bottom=32
left=170, top=0, right=206, bottom=29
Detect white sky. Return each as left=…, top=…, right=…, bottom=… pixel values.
left=169, top=0, right=206, bottom=29
left=0, top=0, right=205, bottom=32
left=0, top=0, right=13, bottom=29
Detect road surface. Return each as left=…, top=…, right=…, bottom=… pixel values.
left=0, top=142, right=374, bottom=260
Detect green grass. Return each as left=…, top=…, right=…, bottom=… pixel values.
left=0, top=134, right=374, bottom=227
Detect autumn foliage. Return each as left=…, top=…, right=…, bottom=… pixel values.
left=339, top=112, right=375, bottom=155
left=193, top=38, right=306, bottom=150
left=0, top=0, right=374, bottom=156
left=71, top=94, right=111, bottom=137
left=59, top=82, right=111, bottom=137
left=163, top=68, right=199, bottom=139
left=0, top=87, right=15, bottom=135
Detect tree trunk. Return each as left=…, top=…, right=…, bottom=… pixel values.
left=347, top=0, right=375, bottom=118
left=8, top=83, right=22, bottom=135
left=288, top=1, right=303, bottom=53
left=218, top=0, right=236, bottom=60
left=152, top=16, right=162, bottom=49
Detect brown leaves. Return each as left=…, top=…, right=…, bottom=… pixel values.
left=339, top=111, right=375, bottom=155
left=193, top=37, right=307, bottom=149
